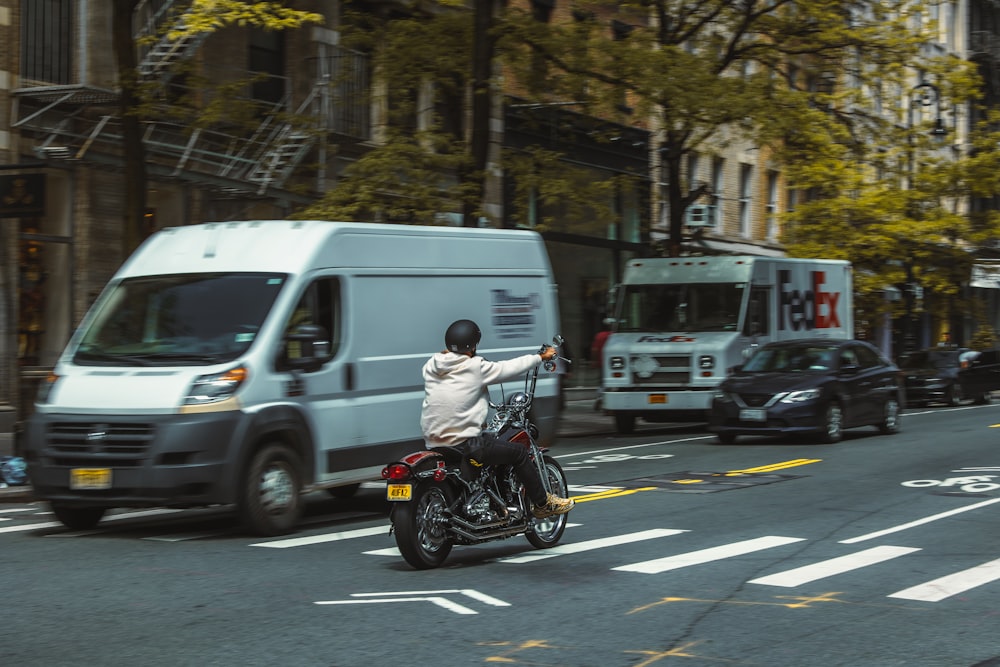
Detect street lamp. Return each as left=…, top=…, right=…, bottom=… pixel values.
left=902, top=80, right=947, bottom=354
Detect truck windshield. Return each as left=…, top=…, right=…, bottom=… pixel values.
left=616, top=283, right=744, bottom=333
left=74, top=273, right=287, bottom=366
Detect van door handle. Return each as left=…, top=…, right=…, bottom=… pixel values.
left=345, top=363, right=355, bottom=391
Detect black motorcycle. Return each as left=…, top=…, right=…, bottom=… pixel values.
left=382, top=337, right=571, bottom=569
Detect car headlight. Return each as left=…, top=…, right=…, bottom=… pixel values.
left=183, top=366, right=248, bottom=405
left=780, top=388, right=821, bottom=403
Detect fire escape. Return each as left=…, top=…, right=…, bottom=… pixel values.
left=12, top=0, right=368, bottom=199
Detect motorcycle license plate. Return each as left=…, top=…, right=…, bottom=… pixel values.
left=70, top=468, right=112, bottom=490
left=386, top=483, right=412, bottom=501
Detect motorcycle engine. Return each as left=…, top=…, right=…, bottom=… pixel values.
left=464, top=492, right=496, bottom=522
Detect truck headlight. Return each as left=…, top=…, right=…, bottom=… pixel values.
left=699, top=355, right=715, bottom=369
left=609, top=356, right=625, bottom=370
left=183, top=366, right=248, bottom=405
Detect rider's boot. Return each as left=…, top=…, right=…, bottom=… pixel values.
left=531, top=493, right=574, bottom=519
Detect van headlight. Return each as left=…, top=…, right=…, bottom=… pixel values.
left=780, top=389, right=820, bottom=404
left=36, top=371, right=61, bottom=404
left=183, top=366, right=248, bottom=405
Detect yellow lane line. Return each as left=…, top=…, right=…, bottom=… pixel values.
left=571, top=487, right=658, bottom=503
left=729, top=458, right=822, bottom=474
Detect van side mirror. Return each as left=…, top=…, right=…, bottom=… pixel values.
left=284, top=324, right=330, bottom=372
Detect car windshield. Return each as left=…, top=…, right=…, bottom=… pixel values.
left=74, top=272, right=287, bottom=366
left=616, top=282, right=744, bottom=333
left=897, top=351, right=957, bottom=370
left=742, top=344, right=838, bottom=372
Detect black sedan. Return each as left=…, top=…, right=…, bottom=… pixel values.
left=708, top=338, right=903, bottom=444
left=898, top=347, right=999, bottom=407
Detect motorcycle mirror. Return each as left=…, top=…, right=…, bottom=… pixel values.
left=552, top=334, right=564, bottom=346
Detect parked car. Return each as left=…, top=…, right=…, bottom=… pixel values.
left=708, top=338, right=903, bottom=444
left=898, top=347, right=1000, bottom=407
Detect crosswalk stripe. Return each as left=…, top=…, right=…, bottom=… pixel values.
left=613, top=535, right=806, bottom=574
left=499, top=528, right=687, bottom=564
left=888, top=557, right=1000, bottom=602
left=748, top=546, right=920, bottom=587
left=250, top=524, right=390, bottom=548
left=0, top=521, right=61, bottom=534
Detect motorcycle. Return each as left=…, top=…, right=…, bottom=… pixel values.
left=381, top=336, right=571, bottom=570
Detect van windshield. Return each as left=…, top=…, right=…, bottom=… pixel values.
left=74, top=273, right=287, bottom=366
left=615, top=283, right=744, bottom=333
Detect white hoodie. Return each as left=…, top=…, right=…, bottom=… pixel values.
left=420, top=351, right=543, bottom=446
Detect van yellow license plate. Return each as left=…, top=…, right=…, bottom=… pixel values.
left=70, top=468, right=112, bottom=490
left=648, top=394, right=668, bottom=404
left=386, top=483, right=412, bottom=501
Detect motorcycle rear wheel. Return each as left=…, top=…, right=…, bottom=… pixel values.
left=393, top=482, right=454, bottom=570
left=526, top=455, right=569, bottom=549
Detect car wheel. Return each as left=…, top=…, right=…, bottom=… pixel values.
left=946, top=384, right=963, bottom=407
left=818, top=402, right=843, bottom=443
left=877, top=396, right=901, bottom=434
left=974, top=391, right=993, bottom=405
left=716, top=432, right=737, bottom=444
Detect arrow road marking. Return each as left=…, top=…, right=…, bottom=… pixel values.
left=315, top=589, right=510, bottom=615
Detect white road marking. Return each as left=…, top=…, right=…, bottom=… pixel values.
left=840, top=497, right=1000, bottom=544
left=613, top=536, right=806, bottom=574
left=363, top=523, right=583, bottom=557
left=0, top=508, right=33, bottom=514
left=748, top=546, right=921, bottom=587
left=251, top=524, right=390, bottom=548
left=889, top=557, right=1000, bottom=602
left=0, top=521, right=61, bottom=534
left=500, top=528, right=687, bottom=564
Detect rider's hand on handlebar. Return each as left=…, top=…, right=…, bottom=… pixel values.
left=540, top=346, right=557, bottom=362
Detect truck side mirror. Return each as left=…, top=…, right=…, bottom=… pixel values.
left=284, top=324, right=330, bottom=372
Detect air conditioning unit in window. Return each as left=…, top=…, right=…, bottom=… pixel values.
left=685, top=204, right=715, bottom=227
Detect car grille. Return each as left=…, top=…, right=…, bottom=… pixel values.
left=735, top=392, right=774, bottom=407
left=45, top=421, right=155, bottom=467
left=631, top=355, right=691, bottom=385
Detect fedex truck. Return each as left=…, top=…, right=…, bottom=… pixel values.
left=601, top=256, right=853, bottom=433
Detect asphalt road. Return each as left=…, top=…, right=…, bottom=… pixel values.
left=3, top=400, right=1000, bottom=666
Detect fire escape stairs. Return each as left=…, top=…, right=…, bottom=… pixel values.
left=245, top=83, right=323, bottom=194
left=134, top=0, right=210, bottom=80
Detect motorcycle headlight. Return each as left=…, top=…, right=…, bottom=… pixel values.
left=183, top=366, right=248, bottom=406
left=780, top=388, right=821, bottom=404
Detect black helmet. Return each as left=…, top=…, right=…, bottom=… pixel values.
left=445, top=319, right=481, bottom=353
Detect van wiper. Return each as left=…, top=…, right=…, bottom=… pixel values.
left=74, top=351, right=155, bottom=366
left=136, top=352, right=227, bottom=363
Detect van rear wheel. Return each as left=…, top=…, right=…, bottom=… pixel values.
left=239, top=442, right=303, bottom=536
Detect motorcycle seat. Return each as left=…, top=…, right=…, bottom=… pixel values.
left=428, top=446, right=465, bottom=465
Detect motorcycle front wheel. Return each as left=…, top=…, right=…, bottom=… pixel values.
left=526, top=455, right=570, bottom=549
left=392, top=482, right=454, bottom=570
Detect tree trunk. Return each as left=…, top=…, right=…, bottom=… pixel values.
left=112, top=0, right=147, bottom=258
left=465, top=0, right=495, bottom=227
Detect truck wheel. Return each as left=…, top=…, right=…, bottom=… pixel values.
left=50, top=503, right=106, bottom=530
left=614, top=413, right=635, bottom=435
left=239, top=442, right=303, bottom=536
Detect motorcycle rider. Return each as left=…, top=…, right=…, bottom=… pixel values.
left=420, top=319, right=575, bottom=519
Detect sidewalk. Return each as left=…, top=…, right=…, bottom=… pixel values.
left=0, top=386, right=614, bottom=504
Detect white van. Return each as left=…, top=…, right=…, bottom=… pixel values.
left=23, top=221, right=561, bottom=535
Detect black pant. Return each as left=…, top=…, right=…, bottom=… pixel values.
left=458, top=433, right=548, bottom=506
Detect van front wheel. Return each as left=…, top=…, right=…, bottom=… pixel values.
left=239, top=442, right=303, bottom=536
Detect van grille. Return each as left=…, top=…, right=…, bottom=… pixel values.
left=45, top=422, right=155, bottom=467
left=631, top=355, right=691, bottom=386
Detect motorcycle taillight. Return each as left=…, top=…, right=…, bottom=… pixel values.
left=381, top=463, right=412, bottom=481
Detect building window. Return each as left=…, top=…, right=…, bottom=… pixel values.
left=249, top=28, right=286, bottom=107
left=739, top=164, right=753, bottom=238
left=766, top=170, right=779, bottom=241
left=20, top=0, right=73, bottom=84
left=711, top=158, right=725, bottom=231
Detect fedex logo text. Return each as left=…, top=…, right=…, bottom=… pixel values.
left=778, top=270, right=841, bottom=331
